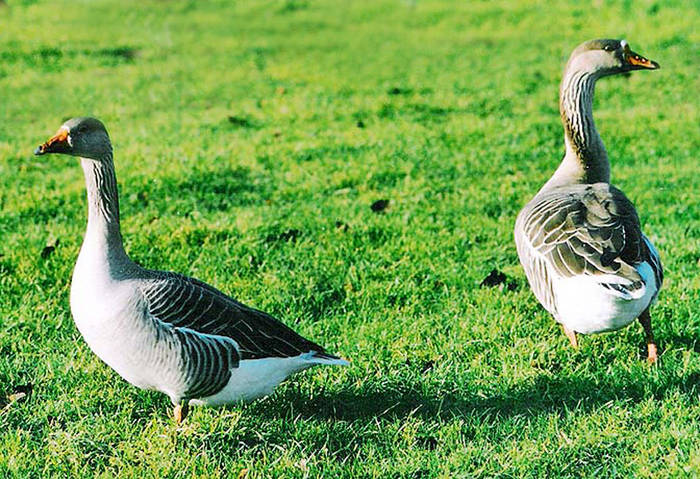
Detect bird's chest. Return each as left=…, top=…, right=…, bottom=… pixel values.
left=70, top=258, right=158, bottom=389
left=71, top=252, right=129, bottom=332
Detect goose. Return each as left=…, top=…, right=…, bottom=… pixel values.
left=514, top=39, right=663, bottom=362
left=35, top=117, right=348, bottom=423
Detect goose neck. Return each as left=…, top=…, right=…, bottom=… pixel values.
left=542, top=68, right=610, bottom=191
left=80, top=153, right=126, bottom=256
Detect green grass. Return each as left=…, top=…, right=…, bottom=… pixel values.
left=1, top=0, right=699, bottom=477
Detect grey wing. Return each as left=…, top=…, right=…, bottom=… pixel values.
left=142, top=277, right=241, bottom=399
left=171, top=327, right=240, bottom=399
left=515, top=183, right=659, bottom=311
left=514, top=222, right=558, bottom=315
left=140, top=272, right=335, bottom=398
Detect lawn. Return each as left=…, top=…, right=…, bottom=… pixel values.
left=0, top=0, right=698, bottom=477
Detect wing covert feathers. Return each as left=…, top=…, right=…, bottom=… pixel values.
left=141, top=272, right=333, bottom=361
left=515, top=183, right=663, bottom=312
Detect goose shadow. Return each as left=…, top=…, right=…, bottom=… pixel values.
left=189, top=369, right=699, bottom=456
left=662, top=332, right=700, bottom=354
left=250, top=369, right=700, bottom=422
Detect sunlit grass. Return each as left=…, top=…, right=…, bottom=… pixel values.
left=0, top=0, right=698, bottom=477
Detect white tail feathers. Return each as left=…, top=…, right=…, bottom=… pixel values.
left=304, top=351, right=350, bottom=367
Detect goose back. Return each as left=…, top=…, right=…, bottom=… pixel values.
left=515, top=183, right=663, bottom=318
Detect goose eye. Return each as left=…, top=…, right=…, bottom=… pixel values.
left=603, top=45, right=614, bottom=52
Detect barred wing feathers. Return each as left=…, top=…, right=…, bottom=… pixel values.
left=515, top=183, right=662, bottom=315
left=140, top=272, right=339, bottom=399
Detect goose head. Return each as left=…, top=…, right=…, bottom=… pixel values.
left=35, top=117, right=111, bottom=160
left=565, top=39, right=659, bottom=78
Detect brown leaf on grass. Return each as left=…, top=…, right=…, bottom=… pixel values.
left=371, top=199, right=389, bottom=213
left=480, top=269, right=518, bottom=291
left=41, top=237, right=60, bottom=259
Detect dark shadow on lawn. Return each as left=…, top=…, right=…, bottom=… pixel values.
left=109, top=367, right=700, bottom=460
left=190, top=370, right=700, bottom=457
left=663, top=332, right=700, bottom=354
left=252, top=370, right=700, bottom=423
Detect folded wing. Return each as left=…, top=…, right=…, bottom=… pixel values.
left=515, top=183, right=662, bottom=315
left=139, top=272, right=336, bottom=399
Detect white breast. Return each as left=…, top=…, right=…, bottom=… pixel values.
left=70, top=248, right=161, bottom=391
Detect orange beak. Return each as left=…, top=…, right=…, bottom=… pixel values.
left=35, top=127, right=71, bottom=155
left=623, top=44, right=659, bottom=70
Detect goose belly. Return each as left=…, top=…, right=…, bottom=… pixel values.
left=553, top=261, right=658, bottom=334
left=70, top=280, right=170, bottom=392
left=190, top=355, right=315, bottom=406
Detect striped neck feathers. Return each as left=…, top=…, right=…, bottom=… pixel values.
left=80, top=151, right=126, bottom=255
left=542, top=67, right=611, bottom=191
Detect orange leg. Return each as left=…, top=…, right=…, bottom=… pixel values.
left=562, top=325, right=578, bottom=348
left=639, top=309, right=658, bottom=364
left=174, top=401, right=189, bottom=425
